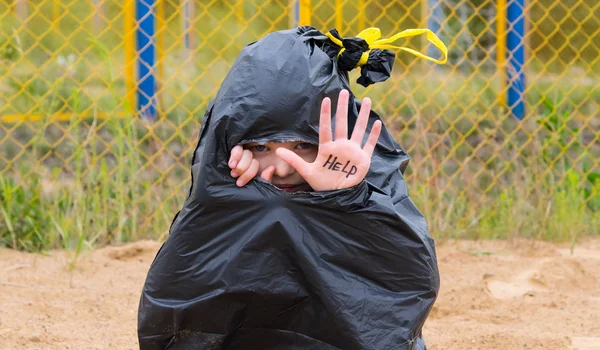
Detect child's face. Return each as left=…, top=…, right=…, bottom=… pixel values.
left=244, top=141, right=318, bottom=192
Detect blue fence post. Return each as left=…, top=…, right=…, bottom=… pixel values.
left=136, top=0, right=157, bottom=120
left=506, top=0, right=526, bottom=119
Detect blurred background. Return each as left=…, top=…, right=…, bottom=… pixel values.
left=0, top=0, right=598, bottom=254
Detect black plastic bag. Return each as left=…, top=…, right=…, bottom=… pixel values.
left=138, top=26, right=440, bottom=350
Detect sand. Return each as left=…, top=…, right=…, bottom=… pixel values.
left=1, top=238, right=599, bottom=350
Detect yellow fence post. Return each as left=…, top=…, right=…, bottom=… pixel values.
left=124, top=0, right=136, bottom=115
left=299, top=0, right=311, bottom=26
left=335, top=0, right=343, bottom=32
left=497, top=0, right=507, bottom=108
left=358, top=0, right=365, bottom=30
left=290, top=0, right=311, bottom=27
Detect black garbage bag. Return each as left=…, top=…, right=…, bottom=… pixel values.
left=138, top=26, right=441, bottom=350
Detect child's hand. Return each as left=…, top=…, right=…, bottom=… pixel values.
left=276, top=89, right=381, bottom=191
left=229, top=145, right=276, bottom=187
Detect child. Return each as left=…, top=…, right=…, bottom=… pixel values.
left=228, top=89, right=381, bottom=193
left=138, top=26, right=444, bottom=350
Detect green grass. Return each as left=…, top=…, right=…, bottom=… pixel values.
left=0, top=117, right=185, bottom=266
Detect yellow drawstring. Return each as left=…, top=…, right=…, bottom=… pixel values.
left=325, top=27, right=448, bottom=67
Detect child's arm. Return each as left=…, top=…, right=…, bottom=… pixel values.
left=276, top=89, right=381, bottom=191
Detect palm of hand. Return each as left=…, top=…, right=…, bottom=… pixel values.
left=276, top=89, right=381, bottom=191
left=300, top=140, right=371, bottom=191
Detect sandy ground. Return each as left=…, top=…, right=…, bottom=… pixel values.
left=1, top=238, right=599, bottom=350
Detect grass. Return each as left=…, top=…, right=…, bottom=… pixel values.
left=0, top=0, right=599, bottom=260
left=0, top=117, right=185, bottom=266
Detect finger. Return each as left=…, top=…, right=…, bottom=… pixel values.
left=260, top=165, right=276, bottom=182
left=276, top=148, right=308, bottom=178
left=350, top=97, right=371, bottom=144
left=319, top=97, right=332, bottom=144
left=236, top=159, right=259, bottom=187
left=229, top=145, right=243, bottom=169
left=362, top=120, right=382, bottom=158
left=231, top=150, right=252, bottom=178
left=334, top=89, right=349, bottom=140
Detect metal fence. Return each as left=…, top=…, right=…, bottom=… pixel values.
left=0, top=0, right=598, bottom=248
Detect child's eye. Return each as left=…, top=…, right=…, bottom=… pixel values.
left=251, top=145, right=268, bottom=152
left=296, top=143, right=314, bottom=150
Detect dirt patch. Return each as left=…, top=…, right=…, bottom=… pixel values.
left=1, top=238, right=599, bottom=349
left=102, top=241, right=162, bottom=262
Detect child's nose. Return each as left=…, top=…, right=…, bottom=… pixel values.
left=274, top=158, right=295, bottom=178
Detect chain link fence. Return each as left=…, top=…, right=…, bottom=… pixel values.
left=1, top=0, right=598, bottom=251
